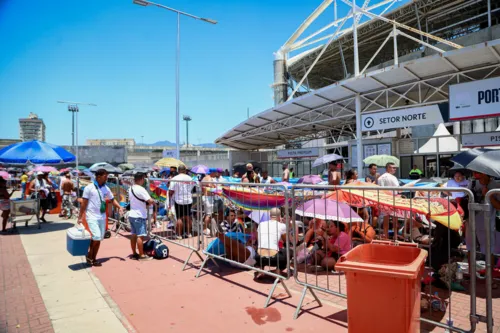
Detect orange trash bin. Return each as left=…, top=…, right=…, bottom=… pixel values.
left=335, top=241, right=428, bottom=333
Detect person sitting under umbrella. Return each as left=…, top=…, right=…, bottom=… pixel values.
left=318, top=220, right=351, bottom=271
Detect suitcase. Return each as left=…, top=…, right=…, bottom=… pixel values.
left=66, top=226, right=91, bottom=256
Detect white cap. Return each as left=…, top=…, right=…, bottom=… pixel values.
left=36, top=171, right=44, bottom=176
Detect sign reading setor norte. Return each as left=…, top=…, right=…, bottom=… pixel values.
left=361, top=104, right=446, bottom=131
left=450, top=77, right=500, bottom=121
left=277, top=148, right=319, bottom=159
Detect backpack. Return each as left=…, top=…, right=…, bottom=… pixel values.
left=143, top=237, right=169, bottom=259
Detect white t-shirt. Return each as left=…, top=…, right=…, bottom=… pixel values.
left=170, top=174, right=194, bottom=205
left=258, top=220, right=287, bottom=251
left=377, top=172, right=399, bottom=187
left=260, top=176, right=274, bottom=184
left=445, top=179, right=469, bottom=198
left=128, top=185, right=151, bottom=219
left=82, top=183, right=114, bottom=221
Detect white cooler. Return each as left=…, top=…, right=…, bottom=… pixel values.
left=66, top=226, right=91, bottom=256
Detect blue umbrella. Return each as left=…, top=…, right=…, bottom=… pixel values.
left=0, top=140, right=75, bottom=165
left=246, top=210, right=270, bottom=224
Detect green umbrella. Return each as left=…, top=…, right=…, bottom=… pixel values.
left=118, top=163, right=135, bottom=171
left=363, top=155, right=400, bottom=167
left=77, top=165, right=87, bottom=170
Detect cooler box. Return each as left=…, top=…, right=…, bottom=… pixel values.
left=66, top=226, right=91, bottom=256
left=335, top=241, right=427, bottom=333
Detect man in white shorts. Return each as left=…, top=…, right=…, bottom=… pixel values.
left=78, top=169, right=124, bottom=266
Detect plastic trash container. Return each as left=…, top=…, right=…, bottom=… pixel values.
left=335, top=241, right=427, bottom=333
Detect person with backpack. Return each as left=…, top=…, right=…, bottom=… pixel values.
left=129, top=172, right=156, bottom=261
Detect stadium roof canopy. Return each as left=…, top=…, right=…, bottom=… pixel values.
left=216, top=0, right=500, bottom=150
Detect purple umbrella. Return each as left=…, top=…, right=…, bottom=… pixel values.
left=297, top=175, right=323, bottom=185
left=295, top=199, right=363, bottom=223
left=191, top=165, right=209, bottom=174
left=246, top=210, right=270, bottom=224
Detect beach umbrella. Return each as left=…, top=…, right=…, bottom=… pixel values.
left=295, top=199, right=363, bottom=223
left=155, top=157, right=185, bottom=168
left=312, top=154, right=344, bottom=168
left=191, top=165, right=209, bottom=174
left=297, top=175, right=323, bottom=185
left=0, top=140, right=75, bottom=165
left=451, top=149, right=500, bottom=178
left=89, top=162, right=123, bottom=174
left=151, top=166, right=160, bottom=171
left=118, top=163, right=135, bottom=171
left=77, top=166, right=87, bottom=170
left=0, top=171, right=10, bottom=180
left=33, top=166, right=59, bottom=174
left=59, top=167, right=73, bottom=173
left=363, top=154, right=400, bottom=167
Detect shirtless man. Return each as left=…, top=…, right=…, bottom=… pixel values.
left=282, top=164, right=290, bottom=182
left=328, top=161, right=341, bottom=186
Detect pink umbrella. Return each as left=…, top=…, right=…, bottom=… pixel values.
left=59, top=167, right=73, bottom=173
left=295, top=199, right=363, bottom=223
left=0, top=171, right=10, bottom=180
left=33, top=166, right=58, bottom=174
left=297, top=175, right=323, bottom=185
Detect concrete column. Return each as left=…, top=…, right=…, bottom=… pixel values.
left=273, top=52, right=288, bottom=106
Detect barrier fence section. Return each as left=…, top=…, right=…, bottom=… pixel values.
left=290, top=184, right=487, bottom=332
left=195, top=181, right=292, bottom=308
left=147, top=178, right=206, bottom=271
left=485, top=189, right=500, bottom=333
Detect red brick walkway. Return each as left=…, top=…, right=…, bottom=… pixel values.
left=0, top=232, right=54, bottom=333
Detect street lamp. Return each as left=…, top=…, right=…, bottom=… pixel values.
left=183, top=115, right=192, bottom=147
left=57, top=100, right=96, bottom=176
left=132, top=0, right=216, bottom=159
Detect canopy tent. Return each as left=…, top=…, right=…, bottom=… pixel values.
left=414, top=124, right=459, bottom=154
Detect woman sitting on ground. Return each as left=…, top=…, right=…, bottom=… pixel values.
left=318, top=220, right=351, bottom=271
left=351, top=221, right=375, bottom=247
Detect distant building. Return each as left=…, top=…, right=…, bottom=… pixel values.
left=0, top=139, right=21, bottom=150
left=86, top=138, right=136, bottom=146
left=19, top=113, right=46, bottom=141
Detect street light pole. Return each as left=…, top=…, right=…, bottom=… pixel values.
left=57, top=101, right=96, bottom=188
left=183, top=115, right=192, bottom=146
left=132, top=0, right=216, bottom=159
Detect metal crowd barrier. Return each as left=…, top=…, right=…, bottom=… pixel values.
left=195, top=181, right=292, bottom=308
left=484, top=189, right=500, bottom=333
left=147, top=178, right=206, bottom=271
left=289, top=184, right=487, bottom=332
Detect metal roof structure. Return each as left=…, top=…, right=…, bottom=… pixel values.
left=216, top=0, right=500, bottom=150
left=286, top=0, right=498, bottom=90
left=216, top=38, right=500, bottom=150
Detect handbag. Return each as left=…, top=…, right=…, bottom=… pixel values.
left=126, top=186, right=147, bottom=211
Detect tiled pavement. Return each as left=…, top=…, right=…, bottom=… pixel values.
left=0, top=231, right=54, bottom=333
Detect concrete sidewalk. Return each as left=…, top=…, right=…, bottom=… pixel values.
left=15, top=217, right=130, bottom=333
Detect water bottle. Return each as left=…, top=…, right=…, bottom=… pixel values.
left=431, top=292, right=441, bottom=311
left=456, top=266, right=463, bottom=283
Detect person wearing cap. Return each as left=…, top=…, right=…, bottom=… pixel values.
left=201, top=168, right=218, bottom=236
left=29, top=171, right=52, bottom=223
left=282, top=164, right=290, bottom=182
left=78, top=169, right=124, bottom=266
left=260, top=170, right=276, bottom=184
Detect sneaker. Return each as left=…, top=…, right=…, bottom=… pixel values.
left=138, top=255, right=153, bottom=261
left=131, top=253, right=140, bottom=260
left=176, top=235, right=183, bottom=240
left=155, top=222, right=161, bottom=229
left=203, top=228, right=211, bottom=236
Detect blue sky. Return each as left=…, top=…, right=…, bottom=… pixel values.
left=0, top=0, right=403, bottom=145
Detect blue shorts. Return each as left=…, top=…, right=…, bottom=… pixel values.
left=87, top=219, right=106, bottom=241
left=129, top=217, right=147, bottom=237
